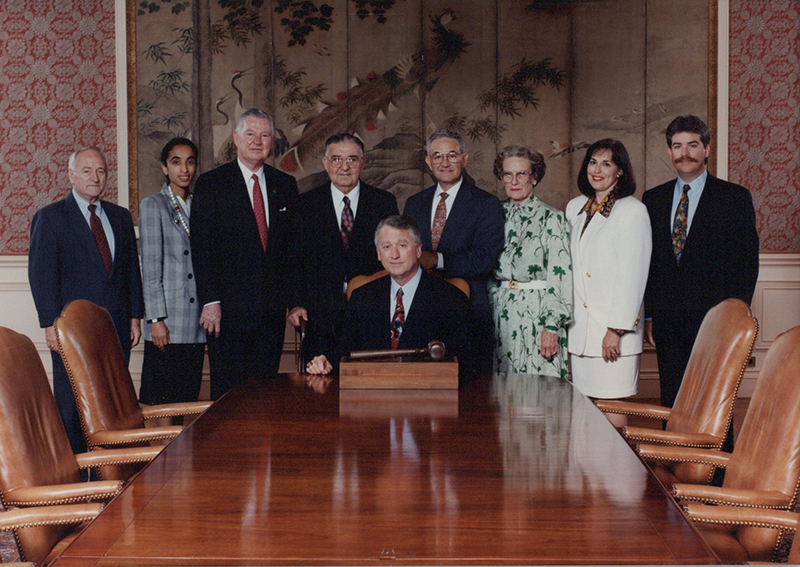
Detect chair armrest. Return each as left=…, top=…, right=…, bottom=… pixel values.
left=595, top=399, right=672, bottom=421
left=141, top=401, right=212, bottom=420
left=0, top=503, right=103, bottom=531
left=622, top=427, right=722, bottom=448
left=673, top=484, right=793, bottom=508
left=2, top=481, right=123, bottom=507
left=75, top=446, right=163, bottom=469
left=88, top=426, right=183, bottom=447
left=635, top=443, right=731, bottom=468
left=683, top=503, right=799, bottom=530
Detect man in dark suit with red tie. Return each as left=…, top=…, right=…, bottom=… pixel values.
left=29, top=146, right=144, bottom=453
left=287, top=133, right=398, bottom=365
left=305, top=215, right=470, bottom=375
left=403, top=130, right=504, bottom=374
left=643, top=115, right=759, bottom=412
left=191, top=108, right=298, bottom=399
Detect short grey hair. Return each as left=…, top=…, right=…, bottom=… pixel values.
left=68, top=147, right=108, bottom=172
left=235, top=108, right=275, bottom=136
left=324, top=133, right=365, bottom=157
left=426, top=129, right=466, bottom=155
left=374, top=215, right=422, bottom=247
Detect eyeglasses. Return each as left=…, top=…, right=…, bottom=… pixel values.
left=430, top=151, right=462, bottom=164
left=327, top=156, right=362, bottom=167
left=501, top=171, right=532, bottom=183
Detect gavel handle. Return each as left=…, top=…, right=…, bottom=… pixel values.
left=349, top=347, right=426, bottom=359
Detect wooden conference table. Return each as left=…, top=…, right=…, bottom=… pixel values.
left=52, top=374, right=718, bottom=565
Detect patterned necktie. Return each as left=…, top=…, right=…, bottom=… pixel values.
left=431, top=192, right=449, bottom=251
left=390, top=288, right=404, bottom=349
left=88, top=204, right=112, bottom=274
left=341, top=195, right=354, bottom=250
left=672, top=184, right=690, bottom=264
left=252, top=174, right=268, bottom=251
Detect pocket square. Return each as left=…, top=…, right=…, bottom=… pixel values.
left=279, top=206, right=287, bottom=212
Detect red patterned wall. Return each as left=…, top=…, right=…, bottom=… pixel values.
left=0, top=0, right=117, bottom=255
left=729, top=0, right=800, bottom=252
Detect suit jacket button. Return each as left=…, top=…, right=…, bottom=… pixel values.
left=188, top=274, right=193, bottom=279
left=190, top=298, right=195, bottom=303
left=583, top=303, right=587, bottom=308
left=586, top=272, right=591, bottom=277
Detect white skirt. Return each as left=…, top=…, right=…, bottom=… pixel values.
left=570, top=354, right=640, bottom=399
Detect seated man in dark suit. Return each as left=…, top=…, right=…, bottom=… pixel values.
left=306, top=215, right=470, bottom=374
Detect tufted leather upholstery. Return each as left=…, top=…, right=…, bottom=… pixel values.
left=639, top=325, right=800, bottom=563
left=597, top=298, right=757, bottom=484
left=54, top=300, right=211, bottom=480
left=0, top=326, right=159, bottom=564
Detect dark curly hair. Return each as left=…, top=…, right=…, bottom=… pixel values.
left=576, top=139, right=636, bottom=198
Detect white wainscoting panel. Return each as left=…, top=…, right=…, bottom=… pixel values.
left=2, top=253, right=798, bottom=400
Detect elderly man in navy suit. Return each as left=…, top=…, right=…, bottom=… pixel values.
left=403, top=130, right=504, bottom=374
left=306, top=215, right=470, bottom=375
left=643, top=115, right=759, bottom=414
left=29, top=146, right=144, bottom=453
left=191, top=109, right=298, bottom=399
left=287, top=133, right=398, bottom=366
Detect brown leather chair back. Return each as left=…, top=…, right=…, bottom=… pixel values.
left=720, top=325, right=800, bottom=561
left=347, top=270, right=388, bottom=300
left=0, top=327, right=81, bottom=563
left=663, top=299, right=757, bottom=483
left=54, top=300, right=144, bottom=444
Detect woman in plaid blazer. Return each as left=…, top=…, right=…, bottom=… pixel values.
left=139, top=138, right=206, bottom=405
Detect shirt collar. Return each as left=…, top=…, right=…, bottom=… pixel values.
left=676, top=169, right=708, bottom=194
left=72, top=190, right=103, bottom=215
left=331, top=181, right=360, bottom=202
left=434, top=178, right=463, bottom=201
left=579, top=188, right=618, bottom=218
left=237, top=157, right=264, bottom=180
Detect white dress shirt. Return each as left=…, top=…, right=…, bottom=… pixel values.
left=331, top=182, right=360, bottom=229
left=389, top=265, right=422, bottom=319
left=430, top=178, right=463, bottom=269
left=238, top=158, right=269, bottom=225
left=670, top=169, right=707, bottom=235
left=72, top=190, right=115, bottom=261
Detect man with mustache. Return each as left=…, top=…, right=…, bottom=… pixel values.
left=643, top=115, right=759, bottom=416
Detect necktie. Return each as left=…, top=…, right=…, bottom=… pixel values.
left=390, top=288, right=404, bottom=349
left=431, top=192, right=449, bottom=251
left=252, top=174, right=268, bottom=251
left=88, top=204, right=113, bottom=274
left=672, top=184, right=690, bottom=264
left=341, top=195, right=354, bottom=250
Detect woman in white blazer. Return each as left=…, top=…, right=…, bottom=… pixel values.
left=139, top=138, right=206, bottom=407
left=566, top=139, right=652, bottom=403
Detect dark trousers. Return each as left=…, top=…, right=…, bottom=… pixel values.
left=139, top=341, right=205, bottom=405
left=472, top=303, right=495, bottom=377
left=52, top=348, right=130, bottom=455
left=652, top=308, right=735, bottom=464
left=207, top=311, right=285, bottom=400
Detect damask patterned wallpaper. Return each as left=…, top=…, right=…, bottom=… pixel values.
left=729, top=0, right=800, bottom=252
left=0, top=0, right=117, bottom=255
left=0, top=1, right=797, bottom=254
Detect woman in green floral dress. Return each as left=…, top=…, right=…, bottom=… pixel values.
left=489, top=145, right=573, bottom=379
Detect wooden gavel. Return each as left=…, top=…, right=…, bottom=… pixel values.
left=349, top=340, right=446, bottom=361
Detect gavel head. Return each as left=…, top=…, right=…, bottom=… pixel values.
left=427, top=340, right=446, bottom=361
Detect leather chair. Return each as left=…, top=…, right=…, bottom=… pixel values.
left=680, top=506, right=800, bottom=564
left=346, top=270, right=470, bottom=299
left=596, top=298, right=757, bottom=484
left=0, top=326, right=160, bottom=564
left=54, top=300, right=212, bottom=480
left=638, top=325, right=800, bottom=563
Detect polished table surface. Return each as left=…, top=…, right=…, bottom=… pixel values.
left=52, top=374, right=718, bottom=565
